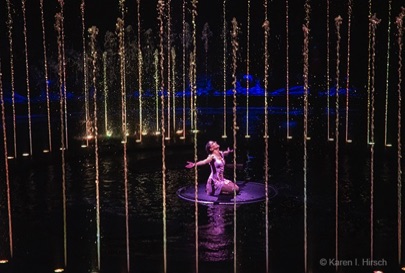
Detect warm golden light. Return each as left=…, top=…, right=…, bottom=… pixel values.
left=43, top=149, right=50, bottom=153
left=54, top=268, right=64, bottom=273
left=7, top=156, right=14, bottom=160
left=176, top=130, right=183, bottom=135
left=155, top=131, right=161, bottom=136
left=81, top=144, right=87, bottom=148
left=86, top=134, right=94, bottom=140
left=0, top=260, right=8, bottom=264
left=401, top=266, right=405, bottom=271
left=22, top=153, right=29, bottom=157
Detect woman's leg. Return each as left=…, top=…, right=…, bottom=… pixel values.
left=221, top=181, right=239, bottom=194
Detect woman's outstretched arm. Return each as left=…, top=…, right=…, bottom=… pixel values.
left=185, top=155, right=213, bottom=168
left=222, top=147, right=233, bottom=157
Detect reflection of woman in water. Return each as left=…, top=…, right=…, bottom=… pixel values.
left=185, top=140, right=240, bottom=196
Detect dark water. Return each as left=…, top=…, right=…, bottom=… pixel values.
left=0, top=102, right=404, bottom=273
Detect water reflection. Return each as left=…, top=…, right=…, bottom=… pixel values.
left=199, top=205, right=233, bottom=262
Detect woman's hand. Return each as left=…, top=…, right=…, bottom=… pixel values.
left=226, top=147, right=233, bottom=154
left=185, top=161, right=195, bottom=168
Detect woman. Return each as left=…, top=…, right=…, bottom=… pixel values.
left=185, top=140, right=240, bottom=196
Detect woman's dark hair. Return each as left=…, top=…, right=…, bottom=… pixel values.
left=205, top=141, right=212, bottom=154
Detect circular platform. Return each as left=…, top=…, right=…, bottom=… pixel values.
left=177, top=181, right=277, bottom=205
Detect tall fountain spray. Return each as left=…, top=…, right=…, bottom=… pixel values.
left=40, top=0, right=52, bottom=152
left=334, top=15, right=342, bottom=272
left=166, top=0, right=172, bottom=141
left=21, top=0, right=33, bottom=156
left=285, top=0, right=292, bottom=140
left=366, top=0, right=373, bottom=144
left=0, top=61, right=13, bottom=259
left=303, top=1, right=311, bottom=271
left=89, top=25, right=101, bottom=271
left=117, top=1, right=130, bottom=270
left=262, top=3, right=270, bottom=272
left=326, top=0, right=333, bottom=141
left=345, top=0, right=353, bottom=143
left=190, top=1, right=199, bottom=272
left=58, top=0, right=69, bottom=150
left=137, top=0, right=144, bottom=143
left=55, top=12, right=68, bottom=268
left=222, top=0, right=227, bottom=139
left=369, top=13, right=381, bottom=261
left=302, top=21, right=310, bottom=273
left=230, top=17, right=239, bottom=273
left=384, top=0, right=393, bottom=147
left=181, top=0, right=187, bottom=140
left=395, top=7, right=404, bottom=266
left=157, top=1, right=168, bottom=272
left=245, top=0, right=251, bottom=139
left=81, top=0, right=90, bottom=145
left=6, top=0, right=17, bottom=158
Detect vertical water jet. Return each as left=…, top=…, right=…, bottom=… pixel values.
left=245, top=0, right=251, bottom=139
left=58, top=0, right=69, bottom=149
left=191, top=1, right=199, bottom=272
left=40, top=0, right=52, bottom=152
left=334, top=15, right=342, bottom=271
left=366, top=0, right=373, bottom=144
left=302, top=21, right=310, bottom=273
left=369, top=14, right=381, bottom=261
left=384, top=0, right=393, bottom=147
left=89, top=26, right=101, bottom=270
left=157, top=1, right=168, bottom=272
left=395, top=8, right=404, bottom=266
left=231, top=17, right=239, bottom=273
left=0, top=61, right=13, bottom=259
left=303, top=1, right=311, bottom=271
left=326, top=0, right=333, bottom=141
left=345, top=0, right=353, bottom=143
left=55, top=13, right=68, bottom=267
left=222, top=0, right=227, bottom=139
left=81, top=1, right=91, bottom=144
left=285, top=0, right=292, bottom=140
left=6, top=0, right=17, bottom=158
left=81, top=1, right=90, bottom=144
left=21, top=0, right=33, bottom=156
left=137, top=0, right=144, bottom=142
left=181, top=0, right=187, bottom=139
left=263, top=3, right=270, bottom=271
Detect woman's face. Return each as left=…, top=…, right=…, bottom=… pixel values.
left=209, top=141, right=220, bottom=151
